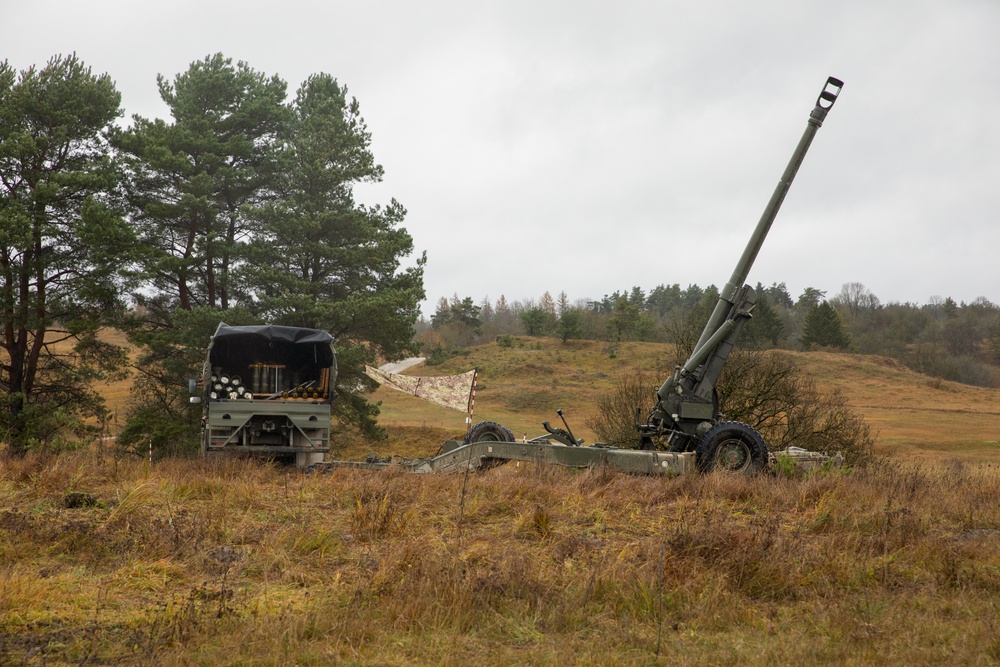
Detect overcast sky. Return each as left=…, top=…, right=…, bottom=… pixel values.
left=3, top=0, right=999, bottom=315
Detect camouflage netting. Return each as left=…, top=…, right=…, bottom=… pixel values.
left=365, top=367, right=475, bottom=412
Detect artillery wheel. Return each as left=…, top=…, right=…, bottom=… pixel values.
left=464, top=421, right=516, bottom=444
left=695, top=421, right=768, bottom=475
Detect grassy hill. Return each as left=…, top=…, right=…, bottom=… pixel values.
left=367, top=337, right=1000, bottom=463
left=86, top=330, right=1000, bottom=462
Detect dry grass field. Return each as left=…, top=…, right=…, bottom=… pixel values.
left=365, top=338, right=1000, bottom=464
left=3, top=336, right=1000, bottom=665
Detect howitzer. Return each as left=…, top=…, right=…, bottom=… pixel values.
left=639, top=76, right=843, bottom=473
left=326, top=77, right=844, bottom=478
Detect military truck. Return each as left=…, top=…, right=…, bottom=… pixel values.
left=193, top=324, right=337, bottom=468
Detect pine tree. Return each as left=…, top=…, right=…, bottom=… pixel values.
left=494, top=295, right=514, bottom=333
left=0, top=55, right=135, bottom=453
left=556, top=309, right=582, bottom=343
left=243, top=72, right=424, bottom=435
left=431, top=297, right=451, bottom=328
left=801, top=302, right=851, bottom=350
left=521, top=308, right=548, bottom=336
left=742, top=296, right=785, bottom=348
left=539, top=291, right=557, bottom=333
left=557, top=291, right=570, bottom=315
left=608, top=296, right=640, bottom=342
left=117, top=53, right=289, bottom=312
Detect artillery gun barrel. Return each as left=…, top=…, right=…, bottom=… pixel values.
left=683, top=77, right=843, bottom=376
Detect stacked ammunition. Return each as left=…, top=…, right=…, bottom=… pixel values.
left=318, top=367, right=330, bottom=398
left=208, top=363, right=328, bottom=401
left=279, top=382, right=327, bottom=400
left=248, top=363, right=286, bottom=396
left=209, top=374, right=253, bottom=401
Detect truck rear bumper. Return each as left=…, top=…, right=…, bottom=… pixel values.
left=204, top=400, right=331, bottom=454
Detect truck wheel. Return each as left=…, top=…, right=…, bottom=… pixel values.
left=696, top=421, right=768, bottom=475
left=296, top=451, right=325, bottom=470
left=464, top=421, right=516, bottom=444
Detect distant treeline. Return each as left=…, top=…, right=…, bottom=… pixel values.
left=421, top=282, right=1000, bottom=388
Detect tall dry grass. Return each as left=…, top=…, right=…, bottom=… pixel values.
left=3, top=445, right=1000, bottom=664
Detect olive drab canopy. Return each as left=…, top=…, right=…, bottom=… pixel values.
left=206, top=324, right=336, bottom=389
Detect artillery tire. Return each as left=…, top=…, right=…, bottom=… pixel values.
left=464, top=421, right=516, bottom=444
left=695, top=421, right=768, bottom=475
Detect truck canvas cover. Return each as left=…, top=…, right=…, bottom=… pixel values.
left=208, top=324, right=335, bottom=373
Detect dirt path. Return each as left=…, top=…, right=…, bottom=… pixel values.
left=379, top=357, right=425, bottom=374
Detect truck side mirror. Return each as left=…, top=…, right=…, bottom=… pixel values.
left=188, top=378, right=202, bottom=402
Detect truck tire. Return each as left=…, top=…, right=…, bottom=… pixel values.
left=464, top=421, right=516, bottom=444
left=695, top=421, right=768, bottom=475
left=296, top=451, right=324, bottom=471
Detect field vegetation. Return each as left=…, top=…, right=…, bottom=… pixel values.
left=4, top=337, right=1000, bottom=664
left=4, top=445, right=1000, bottom=664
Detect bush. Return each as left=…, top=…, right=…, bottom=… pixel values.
left=118, top=401, right=200, bottom=458
left=586, top=371, right=657, bottom=447
left=424, top=344, right=452, bottom=366
left=589, top=349, right=876, bottom=466
left=910, top=353, right=996, bottom=388
left=721, top=349, right=875, bottom=465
